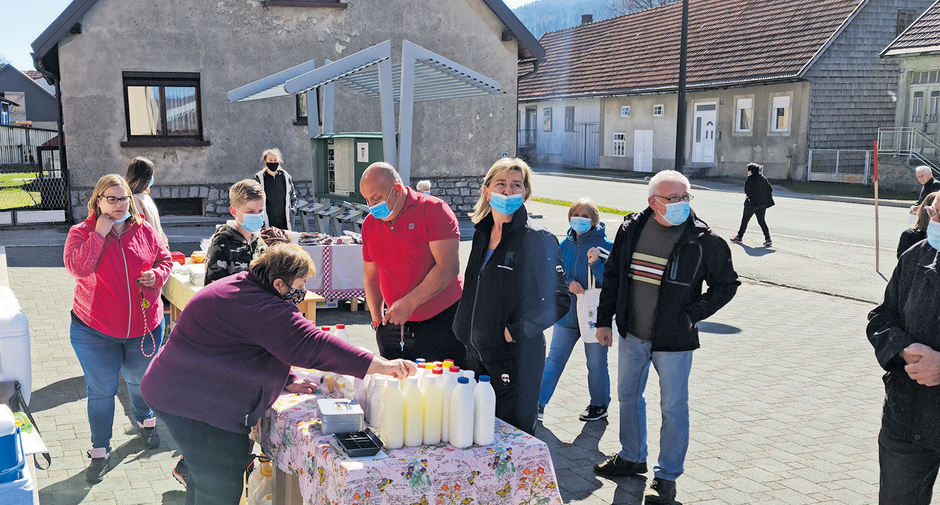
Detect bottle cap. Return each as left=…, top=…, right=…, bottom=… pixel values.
left=442, top=359, right=455, bottom=368
left=432, top=367, right=443, bottom=375
left=407, top=376, right=419, bottom=385
left=448, top=366, right=460, bottom=373
left=320, top=326, right=330, bottom=331
left=425, top=363, right=435, bottom=370
left=336, top=324, right=345, bottom=329
left=457, top=377, right=469, bottom=384
left=416, top=358, right=427, bottom=365
left=479, top=375, right=490, bottom=382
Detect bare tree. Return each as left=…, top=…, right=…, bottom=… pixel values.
left=609, top=0, right=679, bottom=15
left=0, top=54, right=10, bottom=66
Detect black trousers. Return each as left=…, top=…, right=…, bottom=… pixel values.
left=879, top=427, right=940, bottom=504
left=465, top=335, right=546, bottom=436
left=375, top=301, right=466, bottom=369
left=737, top=206, right=770, bottom=240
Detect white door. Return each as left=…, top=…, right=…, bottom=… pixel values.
left=692, top=103, right=716, bottom=164
left=633, top=130, right=653, bottom=172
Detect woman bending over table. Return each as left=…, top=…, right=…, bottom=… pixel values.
left=142, top=243, right=415, bottom=505
left=64, top=174, right=172, bottom=483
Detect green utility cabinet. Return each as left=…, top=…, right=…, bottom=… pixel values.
left=314, top=132, right=385, bottom=204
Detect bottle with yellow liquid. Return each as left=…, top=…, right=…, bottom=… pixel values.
left=403, top=376, right=424, bottom=447
left=423, top=370, right=443, bottom=445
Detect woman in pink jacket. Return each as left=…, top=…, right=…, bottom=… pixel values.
left=64, top=174, right=172, bottom=483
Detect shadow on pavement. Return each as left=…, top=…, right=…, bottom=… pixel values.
left=5, top=245, right=65, bottom=267
left=28, top=376, right=87, bottom=414
left=697, top=321, right=741, bottom=335
left=733, top=243, right=775, bottom=257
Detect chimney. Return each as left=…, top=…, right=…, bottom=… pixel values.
left=581, top=14, right=593, bottom=25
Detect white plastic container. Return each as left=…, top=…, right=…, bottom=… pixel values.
left=0, top=404, right=31, bottom=505
left=422, top=373, right=443, bottom=445
left=0, top=287, right=30, bottom=406
left=448, top=377, right=475, bottom=449
left=333, top=324, right=350, bottom=343
left=367, top=376, right=387, bottom=428
left=441, top=366, right=460, bottom=443
left=403, top=377, right=424, bottom=447
left=246, top=456, right=273, bottom=505
left=473, top=375, right=496, bottom=446
left=462, top=370, right=476, bottom=391
left=380, top=378, right=404, bottom=449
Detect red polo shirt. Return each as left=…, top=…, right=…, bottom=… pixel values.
left=362, top=188, right=463, bottom=321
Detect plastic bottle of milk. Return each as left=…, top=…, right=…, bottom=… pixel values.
left=473, top=375, right=496, bottom=446
left=422, top=372, right=443, bottom=445
left=381, top=378, right=405, bottom=449
left=449, top=377, right=475, bottom=449
left=333, top=324, right=350, bottom=343
left=441, top=366, right=460, bottom=443
left=367, top=376, right=387, bottom=428
left=246, top=455, right=273, bottom=505
left=403, top=377, right=424, bottom=447
left=462, top=370, right=477, bottom=391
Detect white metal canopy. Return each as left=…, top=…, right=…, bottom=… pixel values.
left=227, top=39, right=504, bottom=184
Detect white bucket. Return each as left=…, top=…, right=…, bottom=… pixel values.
left=0, top=287, right=30, bottom=407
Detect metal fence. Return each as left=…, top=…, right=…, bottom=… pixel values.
left=0, top=125, right=57, bottom=165
left=877, top=127, right=940, bottom=174
left=807, top=149, right=871, bottom=185
left=0, top=125, right=67, bottom=222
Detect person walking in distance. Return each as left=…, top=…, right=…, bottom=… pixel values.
left=730, top=162, right=774, bottom=247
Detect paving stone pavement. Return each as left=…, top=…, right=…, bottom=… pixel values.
left=4, top=240, right=935, bottom=504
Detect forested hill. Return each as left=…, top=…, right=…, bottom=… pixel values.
left=512, top=0, right=622, bottom=40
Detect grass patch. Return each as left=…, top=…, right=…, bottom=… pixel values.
left=531, top=196, right=633, bottom=216
left=773, top=180, right=913, bottom=200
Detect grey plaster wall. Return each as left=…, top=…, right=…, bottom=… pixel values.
left=56, top=0, right=519, bottom=219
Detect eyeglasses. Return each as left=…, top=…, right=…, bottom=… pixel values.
left=653, top=194, right=693, bottom=204
left=99, top=195, right=132, bottom=205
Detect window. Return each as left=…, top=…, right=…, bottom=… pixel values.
left=898, top=10, right=916, bottom=36
left=123, top=72, right=205, bottom=145
left=652, top=104, right=664, bottom=116
left=912, top=91, right=925, bottom=123
left=0, top=103, right=7, bottom=126
left=295, top=93, right=308, bottom=125
left=543, top=108, right=552, bottom=132
left=620, top=106, right=631, bottom=117
left=771, top=95, right=790, bottom=133
left=612, top=133, right=626, bottom=157
left=564, top=106, right=575, bottom=132
left=735, top=97, right=753, bottom=133
left=930, top=91, right=940, bottom=123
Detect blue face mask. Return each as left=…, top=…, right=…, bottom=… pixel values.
left=113, top=210, right=132, bottom=223
left=570, top=216, right=592, bottom=235
left=661, top=201, right=690, bottom=226
left=368, top=187, right=396, bottom=220
left=489, top=192, right=524, bottom=216
left=241, top=213, right=265, bottom=233
left=423, top=191, right=430, bottom=194
left=148, top=176, right=154, bottom=189
left=928, top=221, right=940, bottom=250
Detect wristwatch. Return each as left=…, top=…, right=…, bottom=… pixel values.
left=371, top=320, right=381, bottom=330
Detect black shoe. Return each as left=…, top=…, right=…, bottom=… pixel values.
left=763, top=239, right=772, bottom=247
left=645, top=477, right=677, bottom=503
left=138, top=422, right=161, bottom=449
left=173, top=457, right=189, bottom=488
left=85, top=450, right=110, bottom=483
left=579, top=405, right=608, bottom=421
left=593, top=454, right=647, bottom=476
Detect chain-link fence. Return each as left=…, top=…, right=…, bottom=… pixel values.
left=0, top=126, right=65, bottom=217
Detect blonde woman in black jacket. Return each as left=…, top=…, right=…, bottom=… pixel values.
left=452, top=157, right=569, bottom=435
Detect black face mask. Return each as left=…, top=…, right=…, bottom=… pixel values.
left=266, top=162, right=279, bottom=171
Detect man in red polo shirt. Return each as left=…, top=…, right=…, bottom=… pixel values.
left=360, top=162, right=465, bottom=367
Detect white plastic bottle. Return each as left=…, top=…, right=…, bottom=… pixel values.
left=473, top=375, right=496, bottom=446
left=449, top=377, right=475, bottom=449
left=367, top=376, right=387, bottom=428
left=441, top=366, right=460, bottom=443
left=462, top=370, right=477, bottom=391
left=403, top=376, right=424, bottom=447
left=333, top=323, right=350, bottom=343
left=423, top=371, right=443, bottom=445
left=381, top=377, right=405, bottom=449
left=247, top=455, right=273, bottom=505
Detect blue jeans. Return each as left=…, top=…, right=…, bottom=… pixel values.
left=617, top=332, right=693, bottom=481
left=538, top=323, right=610, bottom=408
left=70, top=319, right=164, bottom=450
left=152, top=406, right=253, bottom=505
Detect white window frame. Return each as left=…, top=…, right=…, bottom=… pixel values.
left=930, top=90, right=939, bottom=123
left=612, top=133, right=626, bottom=157
left=652, top=104, right=664, bottom=116
left=620, top=106, right=631, bottom=117
left=734, top=96, right=753, bottom=133
left=770, top=95, right=791, bottom=133
left=912, top=91, right=925, bottom=123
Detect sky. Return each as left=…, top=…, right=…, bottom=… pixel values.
left=0, top=0, right=535, bottom=71
left=0, top=0, right=73, bottom=70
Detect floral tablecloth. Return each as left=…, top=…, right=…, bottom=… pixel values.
left=257, top=390, right=563, bottom=505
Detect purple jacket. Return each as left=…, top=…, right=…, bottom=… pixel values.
left=141, top=271, right=374, bottom=434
